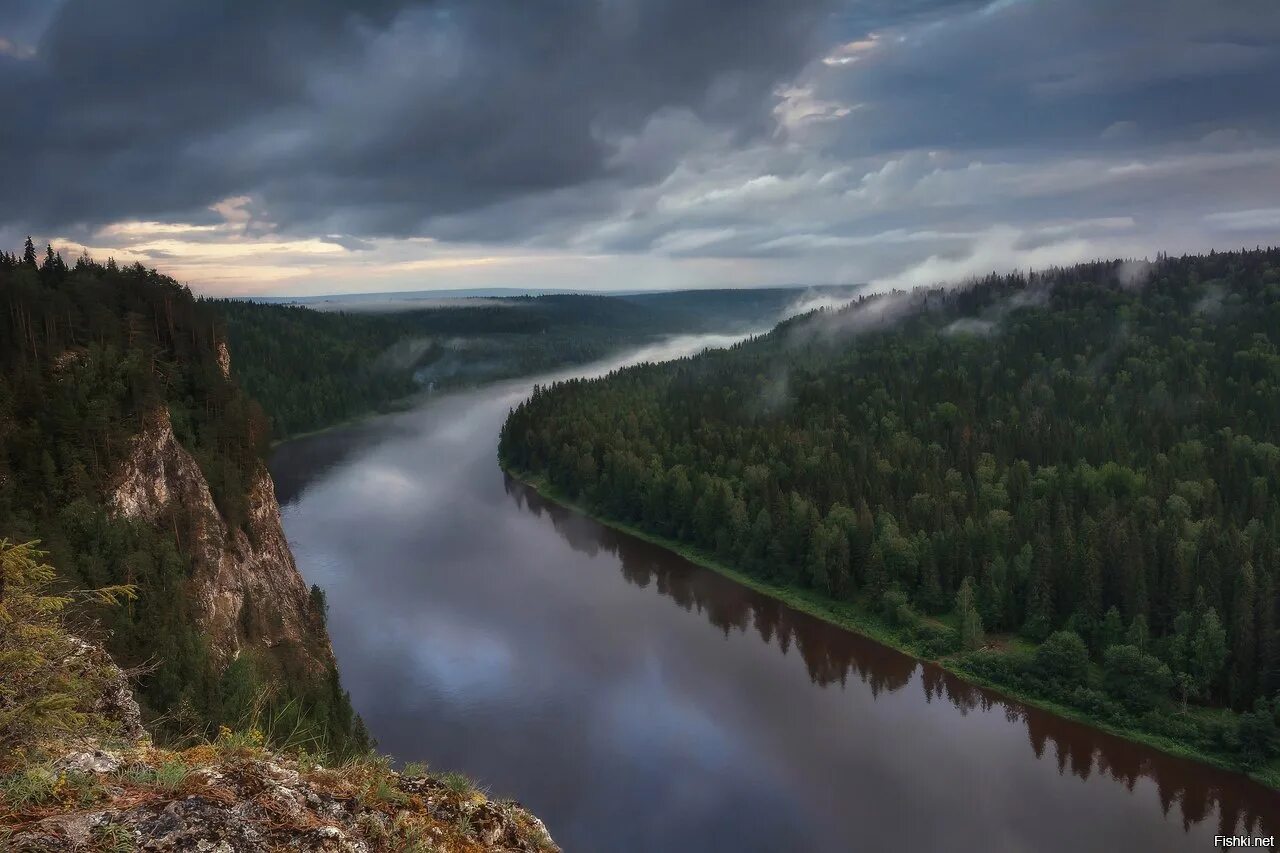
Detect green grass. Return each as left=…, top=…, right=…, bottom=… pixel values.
left=121, top=760, right=191, bottom=794
left=0, top=766, right=60, bottom=808
left=439, top=771, right=475, bottom=797
left=0, top=765, right=104, bottom=810
left=92, top=822, right=136, bottom=853
left=506, top=466, right=1280, bottom=792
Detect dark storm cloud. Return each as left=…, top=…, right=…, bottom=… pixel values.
left=0, top=0, right=835, bottom=235
left=3, top=0, right=1278, bottom=292
left=818, top=0, right=1280, bottom=156
left=830, top=0, right=986, bottom=33
left=0, top=0, right=59, bottom=44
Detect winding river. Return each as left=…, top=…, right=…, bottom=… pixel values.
left=271, top=335, right=1279, bottom=852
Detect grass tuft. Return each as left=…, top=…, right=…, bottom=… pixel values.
left=0, top=766, right=60, bottom=808
left=401, top=761, right=428, bottom=778
left=439, top=771, right=474, bottom=797
left=122, top=759, right=190, bottom=795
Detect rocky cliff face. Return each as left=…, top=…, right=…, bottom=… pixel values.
left=110, top=407, right=331, bottom=677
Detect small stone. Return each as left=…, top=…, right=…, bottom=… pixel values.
left=55, top=749, right=122, bottom=775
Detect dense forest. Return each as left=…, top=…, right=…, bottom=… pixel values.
left=217, top=288, right=843, bottom=438
left=501, top=248, right=1280, bottom=774
left=0, top=240, right=366, bottom=755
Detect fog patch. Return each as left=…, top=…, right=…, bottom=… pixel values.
left=375, top=336, right=438, bottom=372
left=944, top=283, right=1052, bottom=336
left=778, top=287, right=863, bottom=321
left=1193, top=283, right=1227, bottom=316
left=752, top=367, right=792, bottom=416
left=582, top=332, right=761, bottom=380
left=866, top=226, right=1097, bottom=295
left=413, top=338, right=516, bottom=388
left=944, top=317, right=997, bottom=336
left=784, top=289, right=921, bottom=347
left=288, top=295, right=526, bottom=313
left=1007, top=286, right=1052, bottom=310
left=1085, top=320, right=1130, bottom=379
left=1116, top=259, right=1154, bottom=291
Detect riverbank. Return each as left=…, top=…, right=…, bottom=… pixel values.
left=504, top=466, right=1280, bottom=793
left=268, top=395, right=426, bottom=447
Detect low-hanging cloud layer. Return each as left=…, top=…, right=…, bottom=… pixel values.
left=2, top=0, right=1278, bottom=295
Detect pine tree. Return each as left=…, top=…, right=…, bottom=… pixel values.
left=1024, top=537, right=1055, bottom=641
left=1099, top=606, right=1124, bottom=653
left=1231, top=562, right=1258, bottom=708
left=956, top=576, right=984, bottom=651
left=0, top=539, right=135, bottom=759
left=1126, top=613, right=1150, bottom=652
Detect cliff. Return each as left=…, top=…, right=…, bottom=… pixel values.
left=0, top=254, right=563, bottom=847
left=109, top=406, right=331, bottom=677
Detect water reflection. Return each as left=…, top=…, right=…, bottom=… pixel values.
left=506, top=475, right=1280, bottom=839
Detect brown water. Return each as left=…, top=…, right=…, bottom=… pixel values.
left=272, top=336, right=1279, bottom=852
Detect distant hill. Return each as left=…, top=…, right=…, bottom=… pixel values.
left=215, top=286, right=861, bottom=438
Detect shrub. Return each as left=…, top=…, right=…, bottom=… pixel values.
left=1237, top=699, right=1279, bottom=767
left=1066, top=686, right=1121, bottom=720
left=955, top=649, right=1023, bottom=686
left=880, top=589, right=911, bottom=626
left=910, top=623, right=960, bottom=657
left=1202, top=715, right=1242, bottom=755
left=1139, top=709, right=1198, bottom=743
left=1103, top=644, right=1172, bottom=712
left=1034, top=631, right=1090, bottom=688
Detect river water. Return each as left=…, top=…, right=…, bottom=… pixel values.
left=271, top=335, right=1279, bottom=852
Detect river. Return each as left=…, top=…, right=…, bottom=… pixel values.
left=271, top=334, right=1279, bottom=852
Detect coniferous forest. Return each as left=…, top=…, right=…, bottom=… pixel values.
left=501, top=248, right=1280, bottom=777
left=0, top=242, right=366, bottom=755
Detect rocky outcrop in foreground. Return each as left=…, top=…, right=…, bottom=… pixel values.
left=6, top=740, right=557, bottom=852
left=2, top=632, right=556, bottom=852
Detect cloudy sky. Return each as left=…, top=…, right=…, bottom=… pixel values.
left=2, top=0, right=1278, bottom=296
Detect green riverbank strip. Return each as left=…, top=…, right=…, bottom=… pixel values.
left=504, top=465, right=1280, bottom=792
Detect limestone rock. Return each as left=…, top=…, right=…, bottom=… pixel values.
left=109, top=407, right=332, bottom=676
left=65, top=637, right=149, bottom=745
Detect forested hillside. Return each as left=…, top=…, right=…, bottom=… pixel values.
left=216, top=288, right=844, bottom=438
left=0, top=241, right=366, bottom=755
left=501, top=248, right=1280, bottom=777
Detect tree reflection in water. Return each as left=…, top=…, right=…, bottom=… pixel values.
left=507, top=473, right=1279, bottom=839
